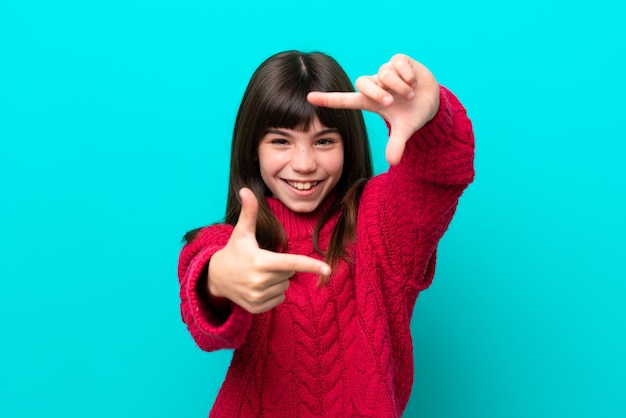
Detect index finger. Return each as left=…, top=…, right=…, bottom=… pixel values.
left=307, top=91, right=366, bottom=110
left=263, top=250, right=331, bottom=276
left=390, top=54, right=417, bottom=88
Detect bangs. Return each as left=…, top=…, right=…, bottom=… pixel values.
left=260, top=82, right=345, bottom=133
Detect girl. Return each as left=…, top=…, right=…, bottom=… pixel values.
left=178, top=51, right=474, bottom=417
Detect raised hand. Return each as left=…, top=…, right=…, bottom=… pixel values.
left=307, top=54, right=440, bottom=165
left=207, top=188, right=331, bottom=314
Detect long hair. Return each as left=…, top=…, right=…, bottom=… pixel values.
left=186, top=51, right=373, bottom=284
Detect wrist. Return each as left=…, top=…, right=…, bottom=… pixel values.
left=205, top=256, right=232, bottom=315
left=207, top=249, right=226, bottom=299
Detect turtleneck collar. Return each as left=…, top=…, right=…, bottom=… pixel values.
left=265, top=194, right=340, bottom=240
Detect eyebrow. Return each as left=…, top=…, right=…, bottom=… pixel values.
left=265, top=127, right=340, bottom=138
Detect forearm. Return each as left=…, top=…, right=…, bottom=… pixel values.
left=360, top=85, right=474, bottom=289
left=197, top=265, right=232, bottom=324
left=178, top=225, right=252, bottom=351
left=387, top=85, right=475, bottom=187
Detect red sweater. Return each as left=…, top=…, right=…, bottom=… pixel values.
left=178, top=86, right=475, bottom=417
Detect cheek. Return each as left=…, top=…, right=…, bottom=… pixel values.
left=258, top=162, right=278, bottom=198
left=260, top=155, right=285, bottom=177
left=330, top=151, right=344, bottom=177
left=258, top=151, right=289, bottom=196
left=258, top=148, right=276, bottom=174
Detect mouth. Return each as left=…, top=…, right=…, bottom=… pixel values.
left=285, top=180, right=320, bottom=191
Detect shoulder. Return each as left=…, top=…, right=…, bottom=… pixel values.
left=178, top=224, right=234, bottom=271
left=184, top=224, right=233, bottom=246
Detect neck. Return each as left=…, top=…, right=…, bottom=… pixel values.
left=266, top=194, right=338, bottom=239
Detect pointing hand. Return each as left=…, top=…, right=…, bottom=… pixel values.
left=208, top=188, right=331, bottom=314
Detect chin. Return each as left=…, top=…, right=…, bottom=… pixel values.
left=286, top=201, right=321, bottom=213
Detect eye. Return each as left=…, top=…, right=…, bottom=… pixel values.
left=270, top=138, right=290, bottom=146
left=316, top=138, right=335, bottom=146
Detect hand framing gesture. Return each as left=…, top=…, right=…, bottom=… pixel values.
left=307, top=54, right=440, bottom=165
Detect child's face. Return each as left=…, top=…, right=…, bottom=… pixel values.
left=258, top=116, right=344, bottom=213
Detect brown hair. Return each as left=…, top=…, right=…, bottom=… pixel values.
left=185, top=51, right=373, bottom=284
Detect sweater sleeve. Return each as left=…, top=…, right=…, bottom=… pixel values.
left=359, top=85, right=475, bottom=295
left=177, top=225, right=253, bottom=351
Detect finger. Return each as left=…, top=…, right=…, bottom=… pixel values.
left=235, top=187, right=259, bottom=236
left=246, top=278, right=290, bottom=302
left=270, top=276, right=290, bottom=292
left=245, top=292, right=287, bottom=314
left=377, top=62, right=415, bottom=100
left=385, top=122, right=419, bottom=166
left=355, top=76, right=393, bottom=107
left=262, top=250, right=331, bottom=276
left=261, top=292, right=287, bottom=312
left=385, top=136, right=407, bottom=166
left=390, top=54, right=418, bottom=90
left=307, top=91, right=368, bottom=110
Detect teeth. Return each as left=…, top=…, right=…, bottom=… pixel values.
left=288, top=181, right=318, bottom=190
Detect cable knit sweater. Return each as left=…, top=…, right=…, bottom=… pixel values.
left=178, top=86, right=475, bottom=417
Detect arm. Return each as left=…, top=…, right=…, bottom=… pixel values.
left=178, top=224, right=254, bottom=351
left=178, top=189, right=332, bottom=351
left=308, top=54, right=474, bottom=291
left=366, top=85, right=474, bottom=291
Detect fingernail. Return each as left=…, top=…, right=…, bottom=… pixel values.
left=406, top=91, right=415, bottom=100
left=321, top=266, right=331, bottom=276
left=383, top=95, right=393, bottom=106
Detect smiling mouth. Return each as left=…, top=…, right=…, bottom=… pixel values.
left=285, top=180, right=320, bottom=191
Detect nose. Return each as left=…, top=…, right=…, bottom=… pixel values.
left=291, top=145, right=316, bottom=173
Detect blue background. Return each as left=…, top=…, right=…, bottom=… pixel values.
left=1, top=0, right=624, bottom=416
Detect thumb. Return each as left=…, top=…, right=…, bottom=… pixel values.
left=385, top=128, right=413, bottom=166
left=235, top=187, right=259, bottom=237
